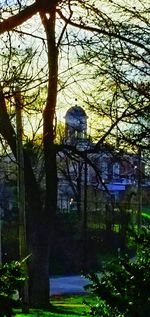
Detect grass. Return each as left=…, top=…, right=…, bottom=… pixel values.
left=142, top=212, right=150, bottom=220
left=14, top=295, right=93, bottom=317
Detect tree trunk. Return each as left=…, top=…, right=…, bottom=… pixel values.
left=29, top=8, right=58, bottom=308
left=24, top=8, right=58, bottom=308
left=24, top=153, right=51, bottom=308
left=0, top=87, right=57, bottom=308
left=0, top=7, right=58, bottom=308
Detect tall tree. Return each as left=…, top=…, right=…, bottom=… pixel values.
left=0, top=0, right=149, bottom=308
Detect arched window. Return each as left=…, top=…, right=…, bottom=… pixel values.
left=113, top=162, right=120, bottom=179
left=101, top=161, right=108, bottom=179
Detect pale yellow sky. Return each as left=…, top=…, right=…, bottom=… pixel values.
left=1, top=0, right=149, bottom=140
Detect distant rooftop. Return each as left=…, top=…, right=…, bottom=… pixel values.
left=65, top=105, right=87, bottom=119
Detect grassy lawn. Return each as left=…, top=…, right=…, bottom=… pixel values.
left=14, top=295, right=93, bottom=317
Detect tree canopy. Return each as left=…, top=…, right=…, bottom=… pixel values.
left=0, top=0, right=149, bottom=308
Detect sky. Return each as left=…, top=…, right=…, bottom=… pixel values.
left=0, top=0, right=149, bottom=140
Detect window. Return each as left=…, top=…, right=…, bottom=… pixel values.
left=113, top=163, right=120, bottom=179
left=101, top=161, right=108, bottom=179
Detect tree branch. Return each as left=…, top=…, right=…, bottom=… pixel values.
left=0, top=2, right=38, bottom=35
left=57, top=9, right=150, bottom=54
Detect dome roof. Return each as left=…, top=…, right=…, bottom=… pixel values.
left=64, top=105, right=88, bottom=141
left=65, top=105, right=87, bottom=119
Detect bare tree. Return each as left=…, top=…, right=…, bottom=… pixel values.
left=0, top=0, right=149, bottom=308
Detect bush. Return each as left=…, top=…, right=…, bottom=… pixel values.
left=85, top=227, right=150, bottom=317
left=0, top=260, right=26, bottom=317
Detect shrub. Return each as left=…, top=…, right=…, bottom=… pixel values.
left=85, top=227, right=150, bottom=317
left=0, top=260, right=26, bottom=317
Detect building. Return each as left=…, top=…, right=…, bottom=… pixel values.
left=57, top=104, right=146, bottom=214
left=0, top=104, right=148, bottom=217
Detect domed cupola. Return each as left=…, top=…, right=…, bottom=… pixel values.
left=65, top=104, right=88, bottom=141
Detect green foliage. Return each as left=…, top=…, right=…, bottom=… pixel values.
left=0, top=260, right=26, bottom=317
left=85, top=227, right=150, bottom=317
left=15, top=294, right=91, bottom=316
